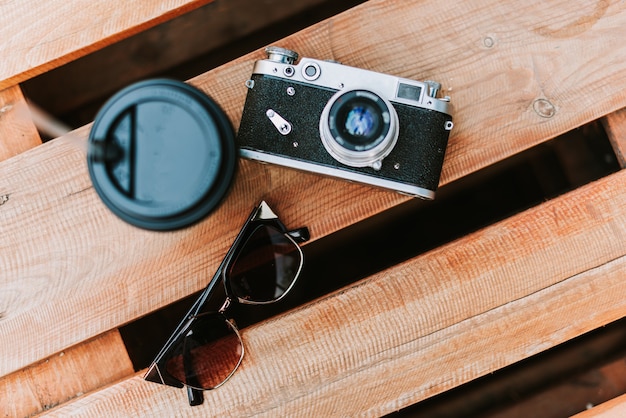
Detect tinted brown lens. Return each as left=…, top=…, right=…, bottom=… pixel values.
left=229, top=225, right=302, bottom=303
left=165, top=314, right=242, bottom=389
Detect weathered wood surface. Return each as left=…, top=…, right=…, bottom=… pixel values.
left=0, top=86, right=41, bottom=160
left=0, top=330, right=133, bottom=417
left=0, top=0, right=213, bottom=90
left=3, top=0, right=626, bottom=377
left=2, top=0, right=626, bottom=414
left=41, top=167, right=626, bottom=416
left=22, top=0, right=350, bottom=118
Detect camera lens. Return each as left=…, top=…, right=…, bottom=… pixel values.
left=336, top=99, right=383, bottom=150
left=320, top=89, right=398, bottom=169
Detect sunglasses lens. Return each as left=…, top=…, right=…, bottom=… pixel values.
left=229, top=225, right=302, bottom=303
left=165, top=314, right=242, bottom=390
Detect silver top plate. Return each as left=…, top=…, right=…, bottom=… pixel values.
left=252, top=57, right=452, bottom=115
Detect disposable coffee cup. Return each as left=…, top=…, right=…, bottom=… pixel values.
left=88, top=79, right=237, bottom=230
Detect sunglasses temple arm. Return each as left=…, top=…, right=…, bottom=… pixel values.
left=148, top=268, right=224, bottom=369
left=148, top=204, right=308, bottom=374
left=147, top=211, right=257, bottom=366
left=148, top=211, right=261, bottom=368
left=182, top=339, right=205, bottom=406
left=186, top=203, right=271, bottom=315
left=187, top=386, right=204, bottom=406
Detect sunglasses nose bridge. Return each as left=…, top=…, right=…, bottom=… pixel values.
left=218, top=297, right=232, bottom=314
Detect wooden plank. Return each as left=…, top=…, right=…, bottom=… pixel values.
left=40, top=168, right=626, bottom=417
left=3, top=0, right=626, bottom=379
left=22, top=0, right=359, bottom=117
left=0, top=85, right=41, bottom=160
left=0, top=330, right=133, bottom=417
left=189, top=0, right=626, bottom=188
left=0, top=129, right=400, bottom=378
left=602, top=108, right=626, bottom=168
left=406, top=318, right=626, bottom=417
left=0, top=0, right=214, bottom=90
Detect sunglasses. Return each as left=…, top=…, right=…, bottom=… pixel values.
left=144, top=201, right=310, bottom=405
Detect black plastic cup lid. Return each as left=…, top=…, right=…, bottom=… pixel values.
left=88, top=79, right=237, bottom=230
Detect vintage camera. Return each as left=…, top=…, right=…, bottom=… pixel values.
left=237, top=46, right=454, bottom=199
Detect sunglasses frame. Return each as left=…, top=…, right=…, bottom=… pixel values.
left=144, top=201, right=309, bottom=404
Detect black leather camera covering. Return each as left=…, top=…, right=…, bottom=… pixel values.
left=237, top=74, right=451, bottom=194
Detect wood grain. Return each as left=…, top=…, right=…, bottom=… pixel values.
left=0, top=330, right=133, bottom=417
left=602, top=108, right=626, bottom=168
left=22, top=0, right=351, bottom=117
left=3, top=0, right=626, bottom=391
left=40, top=168, right=626, bottom=417
left=0, top=86, right=41, bottom=160
left=187, top=0, right=626, bottom=187
left=0, top=130, right=400, bottom=377
left=0, top=0, right=214, bottom=90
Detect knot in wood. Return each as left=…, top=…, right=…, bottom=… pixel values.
left=533, top=98, right=556, bottom=118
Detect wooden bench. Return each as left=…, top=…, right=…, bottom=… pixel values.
left=2, top=0, right=626, bottom=416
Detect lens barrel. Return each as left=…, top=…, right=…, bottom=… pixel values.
left=319, top=89, right=398, bottom=169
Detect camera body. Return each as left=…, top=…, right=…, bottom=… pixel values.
left=237, top=47, right=453, bottom=199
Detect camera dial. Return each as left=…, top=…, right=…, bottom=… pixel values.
left=265, top=46, right=298, bottom=65
left=319, top=89, right=399, bottom=170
